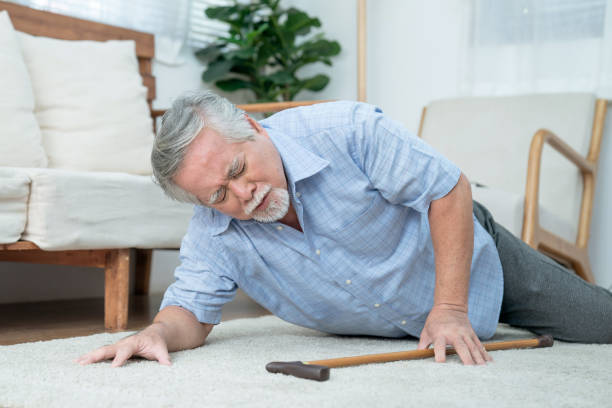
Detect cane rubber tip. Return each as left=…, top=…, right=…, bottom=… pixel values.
left=266, top=361, right=330, bottom=381
left=537, top=335, right=554, bottom=348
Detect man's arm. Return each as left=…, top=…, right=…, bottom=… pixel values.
left=76, top=305, right=213, bottom=367
left=417, top=172, right=492, bottom=365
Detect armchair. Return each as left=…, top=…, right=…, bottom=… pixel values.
left=418, top=94, right=608, bottom=283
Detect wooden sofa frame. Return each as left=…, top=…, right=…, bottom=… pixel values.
left=418, top=99, right=608, bottom=283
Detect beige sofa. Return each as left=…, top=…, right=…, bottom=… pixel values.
left=0, top=2, right=194, bottom=329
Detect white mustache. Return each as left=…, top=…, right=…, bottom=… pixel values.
left=244, top=184, right=272, bottom=215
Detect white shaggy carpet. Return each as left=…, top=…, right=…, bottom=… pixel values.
left=1, top=315, right=610, bottom=408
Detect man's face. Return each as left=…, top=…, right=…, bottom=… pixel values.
left=173, top=116, right=290, bottom=222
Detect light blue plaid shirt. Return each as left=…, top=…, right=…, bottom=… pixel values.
left=161, top=101, right=504, bottom=339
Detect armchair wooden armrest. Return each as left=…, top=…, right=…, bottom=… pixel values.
left=522, top=99, right=607, bottom=283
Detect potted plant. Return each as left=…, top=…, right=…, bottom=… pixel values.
left=195, top=0, right=341, bottom=102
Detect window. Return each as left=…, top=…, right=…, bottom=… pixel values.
left=188, top=0, right=231, bottom=48
left=462, top=0, right=611, bottom=96
left=7, top=0, right=193, bottom=64
left=472, top=0, right=606, bottom=46
left=8, top=0, right=191, bottom=40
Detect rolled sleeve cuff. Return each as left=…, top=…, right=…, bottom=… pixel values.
left=430, top=165, right=462, bottom=202
left=411, top=162, right=461, bottom=214
left=159, top=297, right=223, bottom=325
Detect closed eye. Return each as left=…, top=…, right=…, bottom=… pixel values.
left=210, top=161, right=244, bottom=205
left=209, top=157, right=246, bottom=205
left=233, top=161, right=246, bottom=178
left=209, top=186, right=226, bottom=205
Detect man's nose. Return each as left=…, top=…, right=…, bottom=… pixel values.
left=228, top=178, right=255, bottom=201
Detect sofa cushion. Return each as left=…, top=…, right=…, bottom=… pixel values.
left=0, top=11, right=47, bottom=168
left=20, top=168, right=194, bottom=250
left=0, top=168, right=31, bottom=244
left=471, top=184, right=576, bottom=243
left=17, top=32, right=154, bottom=175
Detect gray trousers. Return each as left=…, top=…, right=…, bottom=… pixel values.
left=472, top=201, right=612, bottom=343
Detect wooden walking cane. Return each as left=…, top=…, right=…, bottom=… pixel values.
left=266, top=335, right=554, bottom=381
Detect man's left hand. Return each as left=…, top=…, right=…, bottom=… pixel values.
left=417, top=303, right=492, bottom=365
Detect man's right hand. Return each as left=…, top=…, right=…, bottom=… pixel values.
left=75, top=323, right=171, bottom=367
left=75, top=306, right=212, bottom=368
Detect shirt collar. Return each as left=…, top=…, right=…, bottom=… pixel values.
left=206, top=124, right=329, bottom=236
left=265, top=125, right=330, bottom=189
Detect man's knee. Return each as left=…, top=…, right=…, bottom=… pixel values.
left=548, top=284, right=612, bottom=344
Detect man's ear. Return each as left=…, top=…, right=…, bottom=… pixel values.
left=245, top=114, right=265, bottom=135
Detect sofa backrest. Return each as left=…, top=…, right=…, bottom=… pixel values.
left=419, top=93, right=599, bottom=227
left=0, top=0, right=155, bottom=112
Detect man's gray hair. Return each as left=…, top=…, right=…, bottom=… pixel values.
left=151, top=90, right=255, bottom=204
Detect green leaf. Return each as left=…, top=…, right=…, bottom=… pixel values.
left=284, top=8, right=320, bottom=36
left=194, top=44, right=224, bottom=63
left=279, top=31, right=296, bottom=49
left=205, top=6, right=238, bottom=22
left=202, top=59, right=234, bottom=82
left=301, top=74, right=329, bottom=91
left=226, top=48, right=256, bottom=60
left=265, top=71, right=294, bottom=84
left=218, top=36, right=247, bottom=47
left=256, top=43, right=276, bottom=68
left=230, top=64, right=256, bottom=76
left=260, top=0, right=280, bottom=11
left=299, top=39, right=341, bottom=57
left=215, top=78, right=253, bottom=92
left=246, top=23, right=270, bottom=45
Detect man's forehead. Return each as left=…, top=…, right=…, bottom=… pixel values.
left=177, top=128, right=236, bottom=187
left=192, top=128, right=236, bottom=165
left=196, top=145, right=238, bottom=186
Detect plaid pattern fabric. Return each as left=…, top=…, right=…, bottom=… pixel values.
left=161, top=102, right=504, bottom=339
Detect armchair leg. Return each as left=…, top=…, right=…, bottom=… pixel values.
left=105, top=248, right=130, bottom=330
left=134, top=249, right=152, bottom=295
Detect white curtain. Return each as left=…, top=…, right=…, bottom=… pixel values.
left=189, top=0, right=231, bottom=48
left=7, top=0, right=192, bottom=65
left=461, top=0, right=612, bottom=98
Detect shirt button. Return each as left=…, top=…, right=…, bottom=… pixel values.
left=296, top=192, right=302, bottom=198
left=345, top=279, right=352, bottom=285
left=401, top=320, right=407, bottom=325
left=315, top=249, right=321, bottom=255
left=374, top=303, right=380, bottom=308
left=276, top=226, right=283, bottom=231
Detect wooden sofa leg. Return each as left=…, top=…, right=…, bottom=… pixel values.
left=105, top=248, right=131, bottom=330
left=134, top=249, right=152, bottom=295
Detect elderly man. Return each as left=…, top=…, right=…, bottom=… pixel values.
left=77, top=91, right=612, bottom=368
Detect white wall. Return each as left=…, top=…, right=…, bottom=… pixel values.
left=590, top=118, right=612, bottom=288
left=1, top=0, right=610, bottom=304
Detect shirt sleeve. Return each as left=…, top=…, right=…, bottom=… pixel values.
left=351, top=103, right=461, bottom=213
left=159, top=214, right=238, bottom=325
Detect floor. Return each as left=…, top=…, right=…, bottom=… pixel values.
left=0, top=290, right=271, bottom=345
